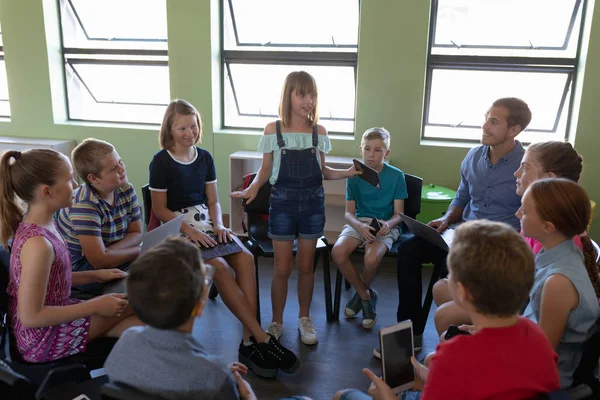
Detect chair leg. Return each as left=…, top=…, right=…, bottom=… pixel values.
left=322, top=250, right=333, bottom=322
left=254, top=252, right=261, bottom=325
left=208, top=282, right=219, bottom=300
left=333, top=269, right=343, bottom=321
left=420, top=264, right=443, bottom=331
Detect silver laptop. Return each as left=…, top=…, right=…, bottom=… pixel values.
left=102, top=214, right=184, bottom=294
left=400, top=213, right=455, bottom=252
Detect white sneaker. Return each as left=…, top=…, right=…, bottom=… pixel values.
left=266, top=322, right=284, bottom=340
left=298, top=317, right=318, bottom=345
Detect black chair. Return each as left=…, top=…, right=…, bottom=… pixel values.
left=332, top=173, right=426, bottom=321
left=101, top=381, right=165, bottom=400
left=242, top=173, right=334, bottom=324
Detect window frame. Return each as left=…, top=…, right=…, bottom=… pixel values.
left=220, top=0, right=359, bottom=134
left=0, top=28, right=9, bottom=118
left=422, top=0, right=587, bottom=143
left=58, top=0, right=169, bottom=125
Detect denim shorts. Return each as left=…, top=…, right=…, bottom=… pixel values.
left=268, top=185, right=325, bottom=241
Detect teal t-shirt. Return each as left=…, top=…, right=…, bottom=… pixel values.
left=346, top=163, right=408, bottom=222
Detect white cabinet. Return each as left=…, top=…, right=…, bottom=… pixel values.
left=228, top=151, right=354, bottom=243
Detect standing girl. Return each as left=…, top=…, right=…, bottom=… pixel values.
left=149, top=99, right=299, bottom=377
left=0, top=149, right=140, bottom=363
left=232, top=71, right=356, bottom=345
left=518, top=178, right=600, bottom=387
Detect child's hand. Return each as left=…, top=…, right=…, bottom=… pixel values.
left=228, top=361, right=248, bottom=375
left=230, top=185, right=259, bottom=205
left=95, top=269, right=127, bottom=283
left=411, top=356, right=429, bottom=389
left=187, top=229, right=218, bottom=248
left=377, top=220, right=390, bottom=237
left=358, top=223, right=377, bottom=243
left=363, top=368, right=397, bottom=400
left=214, top=226, right=235, bottom=243
left=91, top=293, right=128, bottom=317
left=232, top=371, right=257, bottom=400
left=346, top=164, right=362, bottom=178
left=458, top=324, right=476, bottom=335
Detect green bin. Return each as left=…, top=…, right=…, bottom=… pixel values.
left=417, top=184, right=457, bottom=224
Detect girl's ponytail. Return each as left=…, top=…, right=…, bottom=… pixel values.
left=0, top=151, right=25, bottom=247
left=580, top=235, right=600, bottom=297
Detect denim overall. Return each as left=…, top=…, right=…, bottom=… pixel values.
left=268, top=120, right=325, bottom=241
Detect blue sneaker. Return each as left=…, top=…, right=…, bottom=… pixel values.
left=344, top=291, right=362, bottom=318
left=361, top=289, right=378, bottom=329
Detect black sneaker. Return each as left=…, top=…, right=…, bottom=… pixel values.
left=373, top=334, right=423, bottom=359
left=255, top=334, right=301, bottom=374
left=238, top=340, right=278, bottom=378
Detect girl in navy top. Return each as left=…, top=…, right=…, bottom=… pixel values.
left=149, top=99, right=299, bottom=378
left=232, top=72, right=356, bottom=345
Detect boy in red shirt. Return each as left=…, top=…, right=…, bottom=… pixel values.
left=339, top=220, right=560, bottom=400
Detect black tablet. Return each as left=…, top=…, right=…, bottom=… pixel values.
left=353, top=159, right=381, bottom=189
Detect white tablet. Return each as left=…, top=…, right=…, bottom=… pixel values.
left=380, top=320, right=416, bottom=394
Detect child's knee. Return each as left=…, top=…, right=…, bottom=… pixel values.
left=331, top=244, right=350, bottom=264
left=273, top=264, right=293, bottom=280
left=363, top=253, right=381, bottom=271
left=424, top=351, right=435, bottom=368
left=432, top=279, right=449, bottom=306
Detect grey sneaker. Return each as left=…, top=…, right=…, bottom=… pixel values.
left=373, top=334, right=423, bottom=359
left=361, top=289, right=378, bottom=329
left=266, top=322, right=284, bottom=340
left=344, top=291, right=362, bottom=318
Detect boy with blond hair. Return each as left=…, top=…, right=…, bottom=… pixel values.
left=57, top=138, right=143, bottom=277
left=331, top=127, right=407, bottom=330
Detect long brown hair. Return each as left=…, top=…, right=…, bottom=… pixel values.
left=278, top=71, right=319, bottom=128
left=528, top=178, right=600, bottom=296
left=528, top=141, right=583, bottom=182
left=0, top=149, right=66, bottom=247
left=159, top=99, right=203, bottom=150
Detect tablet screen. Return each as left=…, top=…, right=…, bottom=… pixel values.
left=382, top=327, right=414, bottom=389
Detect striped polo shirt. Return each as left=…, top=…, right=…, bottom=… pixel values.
left=56, top=182, right=141, bottom=264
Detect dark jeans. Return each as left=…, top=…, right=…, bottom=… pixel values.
left=396, top=236, right=448, bottom=335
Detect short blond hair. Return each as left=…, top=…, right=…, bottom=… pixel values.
left=448, top=220, right=534, bottom=317
left=361, top=127, right=391, bottom=149
left=72, top=138, right=115, bottom=185
left=159, top=99, right=203, bottom=150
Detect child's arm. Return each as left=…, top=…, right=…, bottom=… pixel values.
left=18, top=237, right=128, bottom=328
left=320, top=152, right=358, bottom=180
left=71, top=269, right=127, bottom=286
left=205, top=182, right=234, bottom=243
left=78, top=233, right=141, bottom=270
left=104, top=219, right=143, bottom=250
left=378, top=199, right=404, bottom=237
left=230, top=152, right=274, bottom=204
left=538, top=274, right=579, bottom=349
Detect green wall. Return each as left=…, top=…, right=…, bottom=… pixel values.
left=0, top=0, right=599, bottom=239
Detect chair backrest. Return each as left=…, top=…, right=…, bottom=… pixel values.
left=141, top=184, right=152, bottom=229
left=403, top=173, right=423, bottom=220
left=0, top=245, right=10, bottom=320
left=0, top=360, right=33, bottom=400
left=242, top=173, right=271, bottom=241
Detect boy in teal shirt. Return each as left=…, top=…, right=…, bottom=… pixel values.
left=331, top=127, right=407, bottom=329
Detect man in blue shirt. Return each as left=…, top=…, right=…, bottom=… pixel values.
left=381, top=98, right=530, bottom=356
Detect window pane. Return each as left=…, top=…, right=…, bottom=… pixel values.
left=224, top=64, right=355, bottom=133
left=224, top=0, right=359, bottom=50
left=0, top=60, right=9, bottom=117
left=433, top=0, right=581, bottom=58
left=424, top=68, right=570, bottom=142
left=66, top=63, right=169, bottom=124
left=61, top=0, right=167, bottom=50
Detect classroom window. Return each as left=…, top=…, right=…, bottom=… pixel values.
left=0, top=25, right=10, bottom=118
left=221, top=0, right=359, bottom=133
left=423, top=0, right=585, bottom=143
left=58, top=0, right=169, bottom=124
